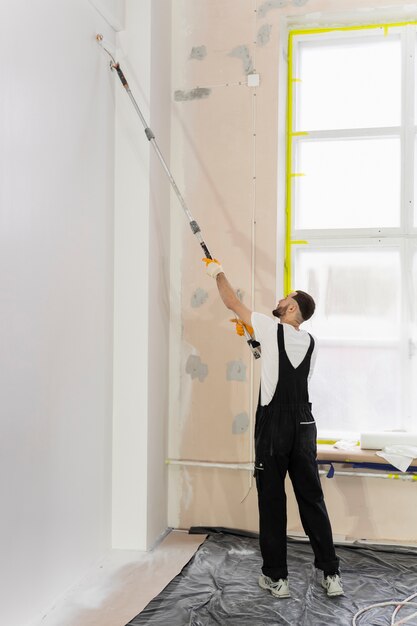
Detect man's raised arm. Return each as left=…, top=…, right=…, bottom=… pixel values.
left=203, top=258, right=252, bottom=328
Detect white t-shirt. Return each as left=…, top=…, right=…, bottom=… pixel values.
left=251, top=313, right=318, bottom=406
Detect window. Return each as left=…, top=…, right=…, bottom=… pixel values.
left=286, top=23, right=417, bottom=438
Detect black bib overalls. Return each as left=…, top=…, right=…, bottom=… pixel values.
left=254, top=323, right=339, bottom=580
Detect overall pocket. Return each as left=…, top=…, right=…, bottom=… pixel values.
left=299, top=403, right=315, bottom=425
left=299, top=421, right=317, bottom=453
left=254, top=459, right=265, bottom=492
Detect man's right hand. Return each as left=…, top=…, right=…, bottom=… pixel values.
left=202, top=257, right=224, bottom=279
left=230, top=318, right=254, bottom=337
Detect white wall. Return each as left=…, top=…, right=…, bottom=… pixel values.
left=0, top=1, right=116, bottom=625
left=112, top=0, right=151, bottom=551
left=147, top=0, right=171, bottom=548
left=112, top=0, right=170, bottom=550
left=166, top=0, right=417, bottom=544
left=88, top=0, right=125, bottom=30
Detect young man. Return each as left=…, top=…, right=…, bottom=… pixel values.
left=203, top=257, right=343, bottom=598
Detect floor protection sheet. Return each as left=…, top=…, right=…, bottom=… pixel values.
left=126, top=530, right=417, bottom=625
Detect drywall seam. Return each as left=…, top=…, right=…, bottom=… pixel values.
left=253, top=0, right=259, bottom=70
left=249, top=0, right=258, bottom=489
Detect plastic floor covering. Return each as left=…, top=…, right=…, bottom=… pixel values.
left=126, top=529, right=417, bottom=626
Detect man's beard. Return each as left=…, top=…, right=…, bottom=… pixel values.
left=272, top=304, right=288, bottom=319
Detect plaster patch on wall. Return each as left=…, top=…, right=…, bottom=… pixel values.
left=258, top=0, right=288, bottom=18
left=232, top=412, right=250, bottom=434
left=226, top=360, right=247, bottom=382
left=190, top=45, right=207, bottom=60
left=229, top=45, right=254, bottom=75
left=174, top=87, right=211, bottom=102
left=292, top=0, right=309, bottom=5
left=186, top=354, right=208, bottom=382
left=191, top=288, right=208, bottom=308
left=257, top=24, right=272, bottom=47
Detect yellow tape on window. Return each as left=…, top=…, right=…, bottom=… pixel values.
left=284, top=20, right=417, bottom=294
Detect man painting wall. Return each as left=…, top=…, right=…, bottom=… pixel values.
left=203, top=257, right=344, bottom=599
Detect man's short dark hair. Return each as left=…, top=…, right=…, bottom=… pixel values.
left=292, top=290, right=315, bottom=321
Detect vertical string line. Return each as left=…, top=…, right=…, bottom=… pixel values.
left=248, top=0, right=258, bottom=490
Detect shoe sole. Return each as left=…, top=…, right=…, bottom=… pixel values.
left=321, top=582, right=344, bottom=597
left=326, top=590, right=344, bottom=597
left=271, top=590, right=291, bottom=598
left=258, top=578, right=291, bottom=598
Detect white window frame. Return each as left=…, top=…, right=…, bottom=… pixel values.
left=278, top=20, right=417, bottom=436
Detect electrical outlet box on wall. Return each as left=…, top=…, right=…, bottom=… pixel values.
left=88, top=0, right=125, bottom=31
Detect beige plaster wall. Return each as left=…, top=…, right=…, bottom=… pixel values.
left=168, top=0, right=417, bottom=542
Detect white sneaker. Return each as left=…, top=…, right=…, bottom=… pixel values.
left=321, top=574, right=344, bottom=597
left=258, top=574, right=291, bottom=598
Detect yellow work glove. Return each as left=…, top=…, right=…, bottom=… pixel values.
left=202, top=257, right=224, bottom=278
left=230, top=318, right=254, bottom=337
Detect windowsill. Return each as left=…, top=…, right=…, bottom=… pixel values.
left=317, top=443, right=417, bottom=467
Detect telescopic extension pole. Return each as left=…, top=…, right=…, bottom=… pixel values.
left=96, top=35, right=261, bottom=359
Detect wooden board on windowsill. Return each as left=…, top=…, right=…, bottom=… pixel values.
left=317, top=443, right=417, bottom=467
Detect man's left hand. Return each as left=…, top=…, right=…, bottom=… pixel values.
left=230, top=318, right=254, bottom=337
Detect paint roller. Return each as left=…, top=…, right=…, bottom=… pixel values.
left=96, top=34, right=261, bottom=359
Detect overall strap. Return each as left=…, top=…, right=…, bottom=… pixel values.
left=278, top=324, right=315, bottom=361
left=306, top=333, right=315, bottom=359
left=277, top=323, right=285, bottom=351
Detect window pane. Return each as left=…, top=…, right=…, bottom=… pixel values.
left=294, top=246, right=403, bottom=433
left=310, top=345, right=402, bottom=433
left=295, top=137, right=401, bottom=229
left=293, top=247, right=401, bottom=340
left=296, top=35, right=401, bottom=131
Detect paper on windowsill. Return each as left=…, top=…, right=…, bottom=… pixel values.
left=375, top=445, right=417, bottom=472
left=333, top=440, right=359, bottom=450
